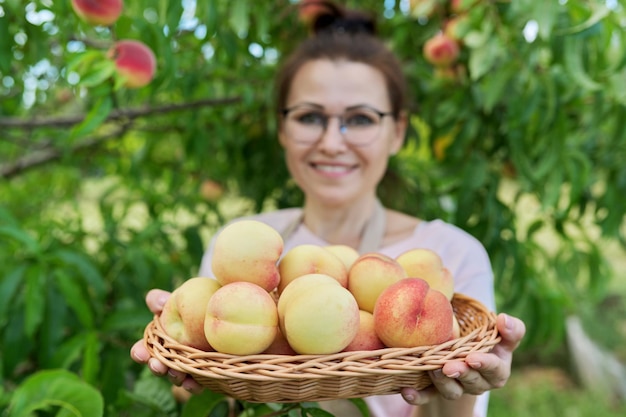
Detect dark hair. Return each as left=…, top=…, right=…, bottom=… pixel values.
left=276, top=1, right=408, bottom=118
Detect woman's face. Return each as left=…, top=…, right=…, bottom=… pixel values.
left=279, top=59, right=406, bottom=207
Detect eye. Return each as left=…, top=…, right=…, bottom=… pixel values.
left=294, top=111, right=326, bottom=126
left=344, top=112, right=378, bottom=127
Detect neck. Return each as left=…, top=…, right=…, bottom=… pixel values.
left=301, top=195, right=379, bottom=248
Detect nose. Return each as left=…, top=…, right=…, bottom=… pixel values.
left=317, top=116, right=348, bottom=152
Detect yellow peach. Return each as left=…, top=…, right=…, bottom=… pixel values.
left=348, top=252, right=407, bottom=313
left=159, top=277, right=222, bottom=351
left=211, top=220, right=284, bottom=292
left=282, top=284, right=360, bottom=354
left=204, top=281, right=278, bottom=355
left=395, top=248, right=454, bottom=300
left=324, top=244, right=360, bottom=270
left=277, top=244, right=348, bottom=294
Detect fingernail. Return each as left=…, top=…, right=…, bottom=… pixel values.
left=132, top=349, right=148, bottom=362
left=157, top=293, right=169, bottom=308
left=404, top=394, right=415, bottom=402
left=447, top=371, right=460, bottom=378
left=504, top=314, right=513, bottom=331
left=468, top=361, right=481, bottom=369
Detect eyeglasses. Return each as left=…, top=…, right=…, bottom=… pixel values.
left=281, top=104, right=394, bottom=146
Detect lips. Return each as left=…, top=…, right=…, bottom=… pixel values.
left=310, top=162, right=357, bottom=175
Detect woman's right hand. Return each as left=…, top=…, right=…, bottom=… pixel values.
left=130, top=289, right=204, bottom=394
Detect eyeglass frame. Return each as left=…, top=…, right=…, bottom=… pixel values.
left=280, top=104, right=395, bottom=146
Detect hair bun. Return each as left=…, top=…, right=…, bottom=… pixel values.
left=308, top=1, right=377, bottom=36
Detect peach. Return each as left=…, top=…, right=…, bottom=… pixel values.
left=395, top=248, right=455, bottom=300
left=71, top=0, right=122, bottom=26
left=373, top=278, right=454, bottom=348
left=277, top=244, right=348, bottom=294
left=423, top=33, right=460, bottom=67
left=159, top=277, right=222, bottom=351
left=324, top=244, right=360, bottom=271
left=204, top=282, right=278, bottom=355
left=343, top=310, right=385, bottom=351
left=347, top=252, right=407, bottom=313
left=263, top=327, right=297, bottom=355
left=211, top=220, right=284, bottom=292
left=276, top=273, right=341, bottom=330
left=282, top=283, right=360, bottom=354
left=107, top=40, right=156, bottom=89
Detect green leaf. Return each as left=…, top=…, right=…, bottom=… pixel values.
left=55, top=249, right=106, bottom=297
left=69, top=95, right=113, bottom=140
left=81, top=331, right=101, bottom=385
left=563, top=36, right=602, bottom=91
left=229, top=0, right=250, bottom=37
left=533, top=0, right=561, bottom=40
left=24, top=267, right=46, bottom=339
left=53, top=269, right=95, bottom=329
left=78, top=59, right=116, bottom=88
left=181, top=390, right=228, bottom=417
left=0, top=265, right=26, bottom=324
left=0, top=225, right=40, bottom=255
left=6, top=369, right=103, bottom=417
left=468, top=37, right=503, bottom=81
left=556, top=3, right=611, bottom=36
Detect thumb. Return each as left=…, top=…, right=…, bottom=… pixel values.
left=496, top=313, right=526, bottom=352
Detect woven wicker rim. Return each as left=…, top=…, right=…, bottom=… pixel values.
left=144, top=293, right=500, bottom=402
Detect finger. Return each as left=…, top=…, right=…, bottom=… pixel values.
left=148, top=357, right=169, bottom=376
left=146, top=289, right=171, bottom=315
left=496, top=313, right=526, bottom=352
left=428, top=369, right=464, bottom=400
left=400, top=385, right=438, bottom=405
left=463, top=350, right=511, bottom=390
left=181, top=376, right=204, bottom=395
left=130, top=340, right=151, bottom=364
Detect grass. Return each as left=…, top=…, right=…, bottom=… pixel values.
left=489, top=366, right=626, bottom=417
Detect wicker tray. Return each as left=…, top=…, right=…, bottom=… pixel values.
left=143, top=293, right=500, bottom=403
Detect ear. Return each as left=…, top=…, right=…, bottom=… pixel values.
left=389, top=111, right=408, bottom=155
left=277, top=122, right=289, bottom=148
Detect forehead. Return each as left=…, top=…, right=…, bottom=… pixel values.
left=286, top=59, right=390, bottom=109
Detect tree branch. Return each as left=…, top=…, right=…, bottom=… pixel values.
left=0, top=96, right=242, bottom=129
left=0, top=125, right=131, bottom=179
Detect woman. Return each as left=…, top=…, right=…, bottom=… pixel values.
left=131, top=3, right=525, bottom=416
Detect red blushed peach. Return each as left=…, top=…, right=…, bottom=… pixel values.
left=211, top=220, right=284, bottom=292
left=423, top=33, right=460, bottom=67
left=373, top=278, right=454, bottom=348
left=263, top=327, right=297, bottom=355
left=343, top=310, right=385, bottom=351
left=348, top=252, right=407, bottom=313
left=107, top=40, right=156, bottom=89
left=71, top=0, right=123, bottom=26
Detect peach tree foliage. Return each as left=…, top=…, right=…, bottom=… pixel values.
left=0, top=0, right=625, bottom=416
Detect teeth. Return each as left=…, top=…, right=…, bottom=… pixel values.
left=314, top=164, right=351, bottom=173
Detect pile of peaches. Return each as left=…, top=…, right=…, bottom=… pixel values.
left=159, top=220, right=461, bottom=356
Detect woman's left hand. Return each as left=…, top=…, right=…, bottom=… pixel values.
left=400, top=313, right=526, bottom=404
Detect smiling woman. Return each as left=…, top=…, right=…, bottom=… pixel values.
left=130, top=2, right=526, bottom=417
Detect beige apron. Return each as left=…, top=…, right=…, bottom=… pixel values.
left=279, top=199, right=387, bottom=416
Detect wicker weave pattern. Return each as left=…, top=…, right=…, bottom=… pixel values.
left=144, top=293, right=500, bottom=403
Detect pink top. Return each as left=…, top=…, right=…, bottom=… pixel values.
left=198, top=208, right=494, bottom=417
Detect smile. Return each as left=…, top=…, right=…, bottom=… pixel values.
left=311, top=163, right=356, bottom=174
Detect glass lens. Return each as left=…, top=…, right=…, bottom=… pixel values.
left=283, top=106, right=385, bottom=146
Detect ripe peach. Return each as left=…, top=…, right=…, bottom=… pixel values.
left=395, top=248, right=455, bottom=300
left=277, top=244, right=348, bottom=294
left=107, top=40, right=156, bottom=89
left=212, top=220, right=284, bottom=292
left=324, top=244, right=360, bottom=271
left=423, top=33, right=460, bottom=67
left=343, top=310, right=385, bottom=351
left=348, top=252, right=407, bottom=313
left=204, top=282, right=278, bottom=355
left=263, top=327, right=297, bottom=355
left=159, top=277, right=222, bottom=351
left=373, top=278, right=454, bottom=348
left=282, top=284, right=360, bottom=354
left=71, top=0, right=122, bottom=26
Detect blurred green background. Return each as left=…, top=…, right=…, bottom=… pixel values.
left=1, top=0, right=625, bottom=416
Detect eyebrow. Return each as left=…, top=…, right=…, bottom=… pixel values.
left=286, top=102, right=383, bottom=112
